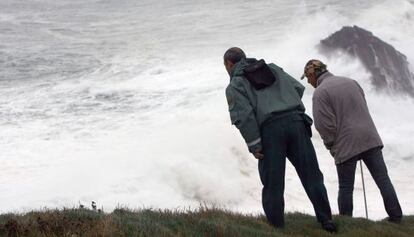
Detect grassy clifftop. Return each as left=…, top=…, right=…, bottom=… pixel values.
left=0, top=207, right=412, bottom=236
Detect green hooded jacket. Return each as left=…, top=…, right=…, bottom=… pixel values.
left=225, top=58, right=306, bottom=153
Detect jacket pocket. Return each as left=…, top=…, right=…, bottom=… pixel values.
left=302, top=114, right=313, bottom=137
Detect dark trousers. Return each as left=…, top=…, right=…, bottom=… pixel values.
left=336, top=147, right=402, bottom=219
left=259, top=113, right=332, bottom=227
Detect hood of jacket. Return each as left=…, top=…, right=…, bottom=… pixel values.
left=231, top=58, right=259, bottom=78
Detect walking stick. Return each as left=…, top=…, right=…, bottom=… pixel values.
left=360, top=160, right=368, bottom=219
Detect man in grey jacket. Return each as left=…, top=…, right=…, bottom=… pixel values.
left=224, top=47, right=335, bottom=231
left=301, top=59, right=402, bottom=222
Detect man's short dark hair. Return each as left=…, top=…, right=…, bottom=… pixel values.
left=223, top=47, right=246, bottom=64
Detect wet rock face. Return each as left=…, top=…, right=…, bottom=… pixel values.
left=319, top=25, right=414, bottom=96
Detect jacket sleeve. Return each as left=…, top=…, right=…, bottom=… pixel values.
left=312, top=91, right=336, bottom=151
left=226, top=84, right=262, bottom=153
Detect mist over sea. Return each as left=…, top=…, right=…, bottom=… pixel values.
left=0, top=0, right=413, bottom=219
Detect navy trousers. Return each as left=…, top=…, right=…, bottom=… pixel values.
left=259, top=113, right=332, bottom=227
left=336, top=147, right=402, bottom=219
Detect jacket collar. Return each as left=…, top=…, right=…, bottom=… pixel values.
left=230, top=60, right=244, bottom=78
left=230, top=58, right=258, bottom=79
left=316, top=71, right=333, bottom=87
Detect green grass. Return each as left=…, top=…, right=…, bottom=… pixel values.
left=0, top=207, right=412, bottom=237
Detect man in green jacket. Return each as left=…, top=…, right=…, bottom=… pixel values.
left=224, top=47, right=335, bottom=231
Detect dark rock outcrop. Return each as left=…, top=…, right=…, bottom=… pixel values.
left=319, top=25, right=414, bottom=96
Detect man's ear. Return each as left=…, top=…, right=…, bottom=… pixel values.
left=224, top=60, right=234, bottom=76
left=225, top=60, right=234, bottom=68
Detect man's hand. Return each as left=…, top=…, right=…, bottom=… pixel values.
left=248, top=141, right=263, bottom=160
left=253, top=150, right=264, bottom=160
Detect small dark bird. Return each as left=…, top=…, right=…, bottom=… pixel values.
left=92, top=201, right=97, bottom=211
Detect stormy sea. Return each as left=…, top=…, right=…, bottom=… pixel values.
left=0, top=0, right=413, bottom=219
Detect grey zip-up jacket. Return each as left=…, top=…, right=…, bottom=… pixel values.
left=312, top=72, right=383, bottom=164
left=225, top=58, right=306, bottom=153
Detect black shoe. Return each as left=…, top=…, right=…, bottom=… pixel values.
left=321, top=220, right=337, bottom=233
left=387, top=217, right=402, bottom=224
